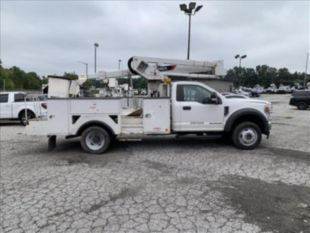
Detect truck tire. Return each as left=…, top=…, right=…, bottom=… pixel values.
left=80, top=126, right=111, bottom=154
left=19, top=110, right=35, bottom=126
left=297, top=102, right=308, bottom=110
left=232, top=122, right=262, bottom=150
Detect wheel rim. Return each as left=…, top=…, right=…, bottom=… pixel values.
left=239, top=127, right=258, bottom=146
left=85, top=130, right=105, bottom=151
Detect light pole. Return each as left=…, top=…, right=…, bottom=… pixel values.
left=94, top=43, right=99, bottom=73
left=235, top=54, right=247, bottom=68
left=179, top=2, right=203, bottom=60
left=78, top=61, right=88, bottom=76
left=234, top=54, right=247, bottom=87
left=118, top=59, right=122, bottom=70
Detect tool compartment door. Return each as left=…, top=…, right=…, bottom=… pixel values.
left=143, top=98, right=170, bottom=134
left=46, top=99, right=70, bottom=135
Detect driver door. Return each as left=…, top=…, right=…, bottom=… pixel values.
left=173, top=84, right=224, bottom=131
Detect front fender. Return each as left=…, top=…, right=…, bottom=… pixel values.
left=224, top=108, right=270, bottom=135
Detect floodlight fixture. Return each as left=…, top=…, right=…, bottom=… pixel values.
left=195, top=5, right=203, bottom=13
left=189, top=2, right=196, bottom=11
left=180, top=4, right=187, bottom=11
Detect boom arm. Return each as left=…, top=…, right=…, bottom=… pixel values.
left=48, top=56, right=226, bottom=98
left=128, top=56, right=226, bottom=80
left=79, top=56, right=226, bottom=83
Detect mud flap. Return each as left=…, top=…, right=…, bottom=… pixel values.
left=48, top=135, right=56, bottom=151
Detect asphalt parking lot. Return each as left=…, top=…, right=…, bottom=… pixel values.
left=1, top=94, right=309, bottom=233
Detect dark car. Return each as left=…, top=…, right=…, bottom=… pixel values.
left=289, top=90, right=310, bottom=110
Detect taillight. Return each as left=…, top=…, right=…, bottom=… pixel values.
left=41, top=103, right=47, bottom=109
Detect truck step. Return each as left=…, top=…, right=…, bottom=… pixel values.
left=121, top=127, right=144, bottom=134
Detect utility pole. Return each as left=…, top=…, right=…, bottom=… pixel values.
left=118, top=59, right=122, bottom=70
left=94, top=43, right=99, bottom=73
left=304, top=52, right=309, bottom=88
left=79, top=61, right=88, bottom=77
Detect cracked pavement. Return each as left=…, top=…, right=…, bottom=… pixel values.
left=0, top=94, right=310, bottom=233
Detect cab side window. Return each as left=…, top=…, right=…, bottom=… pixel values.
left=177, top=85, right=212, bottom=103
left=14, top=93, right=25, bottom=102
left=0, top=94, right=9, bottom=103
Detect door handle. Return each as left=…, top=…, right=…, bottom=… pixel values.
left=183, top=106, right=191, bottom=110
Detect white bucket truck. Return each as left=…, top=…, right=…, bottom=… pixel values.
left=26, top=56, right=272, bottom=153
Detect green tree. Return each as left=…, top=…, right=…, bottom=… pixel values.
left=132, top=77, right=147, bottom=89
left=9, top=66, right=26, bottom=89
left=226, top=65, right=303, bottom=88
left=0, top=61, right=42, bottom=90
left=81, top=79, right=96, bottom=89
left=25, top=72, right=41, bottom=89
left=63, top=72, right=78, bottom=80
left=0, top=66, right=14, bottom=90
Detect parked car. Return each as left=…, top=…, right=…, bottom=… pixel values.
left=224, top=94, right=249, bottom=99
left=0, top=92, right=47, bottom=125
left=252, top=85, right=264, bottom=95
left=266, top=84, right=278, bottom=94
left=277, top=85, right=292, bottom=94
left=289, top=90, right=310, bottom=110
left=235, top=88, right=260, bottom=97
left=221, top=92, right=233, bottom=96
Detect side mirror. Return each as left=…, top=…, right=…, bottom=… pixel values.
left=210, top=92, right=218, bottom=104
left=202, top=92, right=219, bottom=104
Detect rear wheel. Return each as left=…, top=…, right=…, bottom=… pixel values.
left=297, top=102, right=308, bottom=110
left=232, top=122, right=262, bottom=150
left=19, top=110, right=35, bottom=126
left=80, top=126, right=111, bottom=154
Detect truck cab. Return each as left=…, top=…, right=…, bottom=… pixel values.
left=172, top=81, right=271, bottom=133
left=172, top=82, right=225, bottom=132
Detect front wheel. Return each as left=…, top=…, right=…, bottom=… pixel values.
left=232, top=122, right=262, bottom=150
left=297, top=102, right=308, bottom=110
left=80, top=126, right=111, bottom=154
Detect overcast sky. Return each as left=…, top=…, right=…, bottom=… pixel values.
left=1, top=0, right=309, bottom=76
